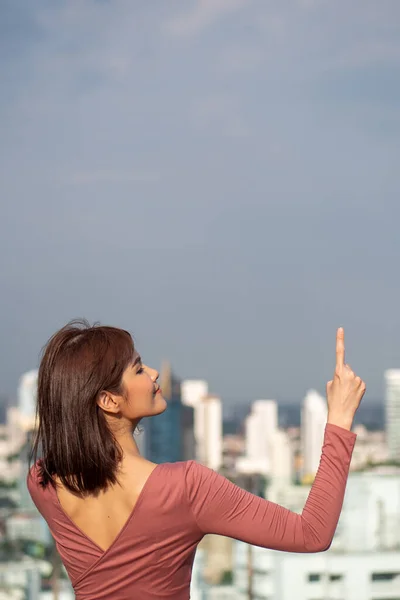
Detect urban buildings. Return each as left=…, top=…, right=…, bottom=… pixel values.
left=232, top=470, right=400, bottom=600
left=236, top=400, right=292, bottom=485
left=196, top=395, right=223, bottom=471
left=144, top=361, right=195, bottom=463
left=2, top=358, right=396, bottom=600
left=385, top=369, right=400, bottom=461
left=181, top=380, right=223, bottom=471
left=17, top=371, right=38, bottom=431
left=181, top=379, right=209, bottom=462
left=301, top=389, right=328, bottom=480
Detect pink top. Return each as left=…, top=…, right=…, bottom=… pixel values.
left=27, top=423, right=356, bottom=600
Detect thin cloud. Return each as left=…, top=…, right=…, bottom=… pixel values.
left=67, top=170, right=160, bottom=185
left=326, top=40, right=400, bottom=71
left=217, top=44, right=265, bottom=74
left=164, top=0, right=248, bottom=37
left=191, top=93, right=250, bottom=138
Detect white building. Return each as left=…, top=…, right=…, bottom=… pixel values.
left=17, top=370, right=38, bottom=428
left=247, top=400, right=278, bottom=460
left=197, top=395, right=223, bottom=471
left=301, top=389, right=327, bottom=479
left=181, top=379, right=209, bottom=463
left=181, top=380, right=208, bottom=409
left=234, top=544, right=400, bottom=600
left=233, top=471, right=400, bottom=600
left=237, top=400, right=292, bottom=483
left=237, top=400, right=278, bottom=476
left=269, top=429, right=292, bottom=484
left=385, top=369, right=400, bottom=461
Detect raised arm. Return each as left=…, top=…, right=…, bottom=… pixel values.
left=185, top=424, right=355, bottom=552
left=185, top=328, right=365, bottom=553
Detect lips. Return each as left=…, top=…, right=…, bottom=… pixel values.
left=154, top=386, right=162, bottom=394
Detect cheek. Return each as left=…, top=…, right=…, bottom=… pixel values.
left=134, top=377, right=154, bottom=400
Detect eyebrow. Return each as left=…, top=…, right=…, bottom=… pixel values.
left=132, top=355, right=142, bottom=368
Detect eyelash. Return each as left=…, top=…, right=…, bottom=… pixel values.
left=137, top=366, right=144, bottom=374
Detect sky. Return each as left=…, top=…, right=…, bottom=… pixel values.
left=1, top=0, right=400, bottom=408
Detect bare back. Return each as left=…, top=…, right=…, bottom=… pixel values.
left=55, top=457, right=158, bottom=552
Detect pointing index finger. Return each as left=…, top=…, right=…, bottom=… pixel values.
left=336, top=327, right=345, bottom=369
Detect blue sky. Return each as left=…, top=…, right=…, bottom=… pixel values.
left=1, top=0, right=400, bottom=407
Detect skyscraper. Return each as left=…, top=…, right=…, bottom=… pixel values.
left=237, top=400, right=279, bottom=476
left=301, top=389, right=327, bottom=479
left=181, top=379, right=208, bottom=461
left=385, top=369, right=400, bottom=461
left=197, top=394, right=223, bottom=471
left=18, top=370, right=38, bottom=423
left=144, top=361, right=194, bottom=463
left=181, top=380, right=208, bottom=409
left=270, top=429, right=292, bottom=484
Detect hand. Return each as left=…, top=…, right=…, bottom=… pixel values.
left=326, top=327, right=366, bottom=431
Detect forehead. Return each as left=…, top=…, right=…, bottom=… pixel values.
left=131, top=351, right=141, bottom=364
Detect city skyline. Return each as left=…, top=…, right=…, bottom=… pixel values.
left=1, top=1, right=400, bottom=403
left=1, top=359, right=387, bottom=409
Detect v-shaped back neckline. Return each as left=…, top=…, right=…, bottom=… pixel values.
left=51, top=463, right=162, bottom=555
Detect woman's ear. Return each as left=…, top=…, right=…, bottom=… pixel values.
left=96, top=391, right=121, bottom=414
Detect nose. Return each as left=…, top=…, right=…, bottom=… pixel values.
left=148, top=366, right=159, bottom=382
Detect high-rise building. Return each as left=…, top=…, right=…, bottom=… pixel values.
left=247, top=400, right=277, bottom=459
left=237, top=399, right=292, bottom=482
left=237, top=400, right=278, bottom=476
left=301, top=389, right=327, bottom=479
left=18, top=370, right=38, bottom=425
left=197, top=395, right=223, bottom=471
left=181, top=379, right=208, bottom=462
left=270, top=429, right=292, bottom=484
left=385, top=369, right=400, bottom=461
left=144, top=361, right=194, bottom=463
left=181, top=403, right=196, bottom=462
left=181, top=380, right=208, bottom=409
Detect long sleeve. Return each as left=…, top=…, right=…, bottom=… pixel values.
left=185, top=423, right=356, bottom=553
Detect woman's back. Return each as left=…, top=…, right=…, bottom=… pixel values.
left=28, top=423, right=356, bottom=600
left=53, top=455, right=157, bottom=553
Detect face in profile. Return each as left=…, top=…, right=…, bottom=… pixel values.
left=97, top=352, right=167, bottom=423
left=121, top=353, right=168, bottom=420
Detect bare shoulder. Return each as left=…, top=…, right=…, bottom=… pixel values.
left=119, top=456, right=159, bottom=493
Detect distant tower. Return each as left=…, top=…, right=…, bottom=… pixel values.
left=197, top=394, right=223, bottom=471
left=236, top=398, right=294, bottom=485
left=301, top=390, right=327, bottom=479
left=181, top=379, right=208, bottom=462
left=145, top=361, right=194, bottom=463
left=270, top=429, right=292, bottom=484
left=385, top=370, right=400, bottom=461
left=245, top=400, right=278, bottom=473
left=181, top=380, right=208, bottom=409
left=18, top=370, right=38, bottom=429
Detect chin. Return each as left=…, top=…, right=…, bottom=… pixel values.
left=154, top=394, right=168, bottom=415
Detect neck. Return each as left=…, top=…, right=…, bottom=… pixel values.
left=108, top=417, right=141, bottom=457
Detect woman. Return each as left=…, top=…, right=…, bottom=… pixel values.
left=28, top=320, right=365, bottom=600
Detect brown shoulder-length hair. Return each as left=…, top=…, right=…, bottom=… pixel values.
left=29, top=319, right=135, bottom=494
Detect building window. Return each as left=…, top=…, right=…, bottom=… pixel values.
left=329, top=574, right=343, bottom=581
left=308, top=573, right=321, bottom=582
left=371, top=572, right=400, bottom=581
